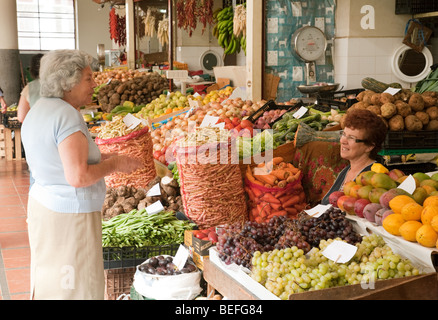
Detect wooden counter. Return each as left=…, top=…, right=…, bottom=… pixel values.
left=203, top=254, right=438, bottom=300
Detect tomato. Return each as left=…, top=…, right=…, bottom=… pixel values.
left=240, top=119, right=253, bottom=129
left=224, top=118, right=232, bottom=124
left=194, top=231, right=207, bottom=239
left=208, top=231, right=218, bottom=243
left=231, top=117, right=240, bottom=127
left=234, top=124, right=242, bottom=132
left=224, top=123, right=235, bottom=130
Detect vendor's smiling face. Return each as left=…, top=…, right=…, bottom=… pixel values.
left=340, top=127, right=374, bottom=161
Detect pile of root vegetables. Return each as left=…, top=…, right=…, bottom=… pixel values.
left=102, top=176, right=183, bottom=221
left=96, top=71, right=169, bottom=113
left=347, top=89, right=438, bottom=132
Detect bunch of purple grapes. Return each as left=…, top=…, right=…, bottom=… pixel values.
left=216, top=216, right=311, bottom=268
left=296, top=206, right=362, bottom=247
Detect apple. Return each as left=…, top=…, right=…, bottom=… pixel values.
left=328, top=191, right=345, bottom=207
left=354, top=198, right=371, bottom=218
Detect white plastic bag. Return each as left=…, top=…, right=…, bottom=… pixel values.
left=133, top=257, right=202, bottom=300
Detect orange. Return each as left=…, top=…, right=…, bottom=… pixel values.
left=431, top=214, right=438, bottom=233
left=382, top=214, right=405, bottom=236
left=399, top=221, right=423, bottom=242
left=423, top=195, right=438, bottom=207
left=389, top=195, right=416, bottom=214
left=421, top=206, right=438, bottom=224
left=416, top=224, right=438, bottom=248
left=400, top=202, right=423, bottom=221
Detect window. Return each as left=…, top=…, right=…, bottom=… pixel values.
left=16, top=0, right=76, bottom=51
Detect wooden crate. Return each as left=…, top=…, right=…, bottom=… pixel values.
left=0, top=125, right=5, bottom=158
left=104, top=267, right=136, bottom=300
left=3, top=127, right=23, bottom=161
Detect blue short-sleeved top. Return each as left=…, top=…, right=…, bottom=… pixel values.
left=22, top=97, right=106, bottom=213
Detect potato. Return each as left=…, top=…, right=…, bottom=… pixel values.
left=415, top=111, right=430, bottom=126
left=366, top=104, right=381, bottom=115
left=381, top=102, right=397, bottom=119
left=404, top=114, right=423, bottom=131
left=380, top=92, right=395, bottom=105
left=426, top=119, right=438, bottom=131
left=350, top=101, right=368, bottom=111
left=388, top=115, right=405, bottom=131
left=426, top=106, right=438, bottom=120
left=370, top=93, right=381, bottom=105
left=395, top=100, right=411, bottom=117
left=409, top=93, right=425, bottom=112
left=422, top=93, right=437, bottom=108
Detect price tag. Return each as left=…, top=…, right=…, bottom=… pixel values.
left=383, top=87, right=401, bottom=95
left=398, top=174, right=416, bottom=194
left=173, top=245, right=190, bottom=270
left=322, top=240, right=357, bottom=263
left=146, top=201, right=164, bottom=215
left=293, top=106, right=308, bottom=119
left=305, top=204, right=331, bottom=218
left=200, top=115, right=220, bottom=128
left=123, top=113, right=142, bottom=130
left=146, top=183, right=161, bottom=197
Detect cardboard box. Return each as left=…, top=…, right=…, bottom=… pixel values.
left=263, top=73, right=281, bottom=101
left=213, top=66, right=247, bottom=87
left=206, top=78, right=231, bottom=93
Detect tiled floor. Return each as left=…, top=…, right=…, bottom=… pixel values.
left=0, top=159, right=31, bottom=300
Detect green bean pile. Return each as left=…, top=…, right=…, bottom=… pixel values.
left=102, top=209, right=196, bottom=247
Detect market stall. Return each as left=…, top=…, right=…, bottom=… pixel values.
left=86, top=67, right=438, bottom=300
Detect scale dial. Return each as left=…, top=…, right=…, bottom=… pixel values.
left=291, top=26, right=327, bottom=62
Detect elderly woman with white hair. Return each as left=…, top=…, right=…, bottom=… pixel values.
left=22, top=50, right=143, bottom=300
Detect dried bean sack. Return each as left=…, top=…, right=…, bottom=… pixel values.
left=96, top=126, right=156, bottom=189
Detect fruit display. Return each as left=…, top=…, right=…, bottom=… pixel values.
left=150, top=97, right=262, bottom=163
left=136, top=91, right=189, bottom=120
left=138, top=255, right=197, bottom=276
left=330, top=162, right=438, bottom=249
left=216, top=207, right=361, bottom=269
left=93, top=69, right=147, bottom=86
left=350, top=84, right=438, bottom=132
left=213, top=6, right=242, bottom=55
left=96, top=72, right=169, bottom=113
left=251, top=233, right=420, bottom=299
left=192, top=227, right=218, bottom=244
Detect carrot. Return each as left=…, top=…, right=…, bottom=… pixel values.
left=254, top=173, right=278, bottom=186
left=270, top=169, right=290, bottom=180
left=261, top=192, right=281, bottom=204
left=277, top=162, right=287, bottom=169
left=257, top=204, right=268, bottom=218
left=246, top=166, right=264, bottom=186
left=270, top=202, right=282, bottom=211
left=260, top=201, right=272, bottom=215
left=277, top=180, right=287, bottom=188
left=252, top=187, right=263, bottom=198
left=255, top=216, right=263, bottom=223
left=282, top=195, right=300, bottom=208
left=285, top=207, right=298, bottom=215
left=286, top=170, right=301, bottom=183
left=298, top=191, right=306, bottom=203
left=272, top=157, right=284, bottom=165
left=245, top=187, right=256, bottom=202
left=275, top=188, right=291, bottom=199
left=278, top=195, right=291, bottom=204
left=264, top=184, right=273, bottom=188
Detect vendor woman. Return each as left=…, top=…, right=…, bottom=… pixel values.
left=321, top=108, right=387, bottom=205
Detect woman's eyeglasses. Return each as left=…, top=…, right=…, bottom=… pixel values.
left=340, top=130, right=367, bottom=143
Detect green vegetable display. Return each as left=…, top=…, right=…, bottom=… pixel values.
left=272, top=110, right=329, bottom=148
left=413, top=64, right=438, bottom=93
left=102, top=209, right=195, bottom=248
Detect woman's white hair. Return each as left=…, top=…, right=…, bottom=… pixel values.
left=39, top=50, right=93, bottom=98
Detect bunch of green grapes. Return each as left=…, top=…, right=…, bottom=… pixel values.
left=251, top=234, right=421, bottom=300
